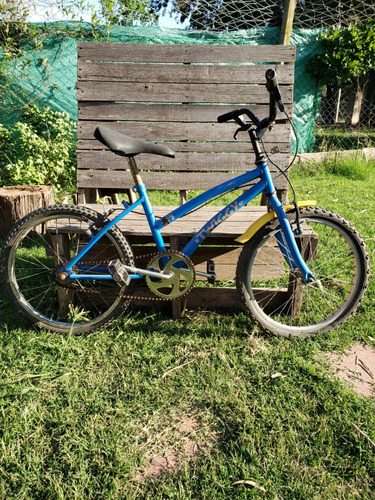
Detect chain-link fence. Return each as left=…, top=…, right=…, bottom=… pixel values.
left=151, top=0, right=374, bottom=30
left=314, top=84, right=375, bottom=152
left=1, top=0, right=374, bottom=154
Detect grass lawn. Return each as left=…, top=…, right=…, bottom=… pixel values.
left=0, top=162, right=374, bottom=499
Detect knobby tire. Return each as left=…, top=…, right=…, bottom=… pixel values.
left=236, top=207, right=370, bottom=338
left=1, top=204, right=134, bottom=335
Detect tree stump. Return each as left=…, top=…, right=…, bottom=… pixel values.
left=0, top=185, right=54, bottom=237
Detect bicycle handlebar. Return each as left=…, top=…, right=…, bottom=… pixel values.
left=217, top=69, right=285, bottom=138
left=217, top=108, right=260, bottom=126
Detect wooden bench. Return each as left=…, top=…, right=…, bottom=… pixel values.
left=76, top=42, right=296, bottom=315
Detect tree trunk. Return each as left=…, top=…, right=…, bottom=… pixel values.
left=321, top=85, right=338, bottom=125
left=345, top=76, right=367, bottom=126
left=350, top=87, right=364, bottom=126
left=361, top=70, right=375, bottom=127
left=0, top=185, right=54, bottom=237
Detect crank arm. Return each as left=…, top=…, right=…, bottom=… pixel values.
left=196, top=270, right=216, bottom=280
left=122, top=263, right=173, bottom=280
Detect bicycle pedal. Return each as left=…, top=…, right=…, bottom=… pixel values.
left=206, top=260, right=216, bottom=284
left=108, top=259, right=131, bottom=286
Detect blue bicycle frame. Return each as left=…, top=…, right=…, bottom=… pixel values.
left=61, top=155, right=315, bottom=285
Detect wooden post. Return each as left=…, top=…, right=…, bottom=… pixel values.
left=0, top=185, right=54, bottom=237
left=279, top=0, right=297, bottom=207
left=280, top=0, right=297, bottom=46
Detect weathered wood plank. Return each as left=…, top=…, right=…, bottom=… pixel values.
left=185, top=287, right=239, bottom=308
left=86, top=204, right=266, bottom=215
left=77, top=121, right=291, bottom=143
left=77, top=171, right=244, bottom=191
left=78, top=42, right=296, bottom=64
left=78, top=102, right=293, bottom=122
left=78, top=61, right=294, bottom=85
left=77, top=169, right=288, bottom=191
left=183, top=286, right=289, bottom=310
left=77, top=150, right=291, bottom=172
left=128, top=286, right=289, bottom=311
left=76, top=81, right=294, bottom=104
left=128, top=286, right=240, bottom=309
left=78, top=139, right=291, bottom=154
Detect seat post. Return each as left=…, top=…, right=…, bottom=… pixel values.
left=127, top=156, right=143, bottom=186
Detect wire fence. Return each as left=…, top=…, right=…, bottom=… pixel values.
left=0, top=0, right=374, bottom=154
left=314, top=85, right=375, bottom=152
left=154, top=0, right=374, bottom=30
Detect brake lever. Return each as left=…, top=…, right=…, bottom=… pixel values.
left=234, top=125, right=251, bottom=140
left=233, top=116, right=250, bottom=140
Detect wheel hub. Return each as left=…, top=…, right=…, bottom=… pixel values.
left=56, top=270, right=69, bottom=282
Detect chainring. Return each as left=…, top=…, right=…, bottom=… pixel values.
left=146, top=250, right=195, bottom=300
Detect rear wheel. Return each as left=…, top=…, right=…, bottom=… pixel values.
left=1, top=204, right=134, bottom=335
left=236, top=207, right=370, bottom=338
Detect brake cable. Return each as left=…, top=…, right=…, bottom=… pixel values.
left=260, top=109, right=303, bottom=234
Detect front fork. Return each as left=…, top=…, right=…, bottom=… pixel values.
left=248, top=127, right=315, bottom=284
left=267, top=193, right=315, bottom=284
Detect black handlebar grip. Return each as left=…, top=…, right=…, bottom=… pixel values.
left=265, top=69, right=284, bottom=112
left=217, top=110, right=239, bottom=123
left=265, top=69, right=277, bottom=89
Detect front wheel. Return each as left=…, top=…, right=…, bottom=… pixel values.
left=236, top=207, right=370, bottom=338
left=1, top=204, right=135, bottom=335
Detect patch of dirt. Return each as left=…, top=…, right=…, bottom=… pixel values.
left=138, top=413, right=217, bottom=480
left=146, top=450, right=179, bottom=478
left=326, top=342, right=375, bottom=397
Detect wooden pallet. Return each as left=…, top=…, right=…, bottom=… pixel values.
left=75, top=42, right=296, bottom=316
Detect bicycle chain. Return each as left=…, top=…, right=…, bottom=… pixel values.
left=66, top=250, right=195, bottom=303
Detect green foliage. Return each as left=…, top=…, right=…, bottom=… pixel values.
left=309, top=20, right=375, bottom=88
left=99, top=0, right=157, bottom=26
left=0, top=105, right=76, bottom=197
left=0, top=21, right=29, bottom=58
left=0, top=0, right=28, bottom=22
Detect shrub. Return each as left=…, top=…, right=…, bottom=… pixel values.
left=0, top=104, right=76, bottom=198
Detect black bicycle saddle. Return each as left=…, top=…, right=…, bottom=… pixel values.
left=94, top=126, right=175, bottom=158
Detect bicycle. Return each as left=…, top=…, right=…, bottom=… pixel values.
left=0, top=70, right=370, bottom=338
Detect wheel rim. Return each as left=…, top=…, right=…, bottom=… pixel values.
left=7, top=212, right=131, bottom=332
left=246, top=216, right=361, bottom=333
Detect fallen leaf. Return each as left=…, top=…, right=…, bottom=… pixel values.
left=232, top=480, right=267, bottom=492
